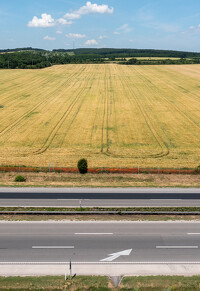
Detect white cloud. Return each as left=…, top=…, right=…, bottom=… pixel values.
left=43, top=35, right=56, bottom=41
left=66, top=33, right=86, bottom=38
left=99, top=35, right=107, bottom=40
left=85, top=39, right=98, bottom=46
left=182, top=24, right=200, bottom=34
left=118, top=24, right=131, bottom=33
left=114, top=24, right=131, bottom=35
left=28, top=13, right=56, bottom=28
left=28, top=14, right=72, bottom=28
left=28, top=2, right=113, bottom=29
left=56, top=30, right=63, bottom=34
left=57, top=18, right=72, bottom=25
left=65, top=2, right=113, bottom=20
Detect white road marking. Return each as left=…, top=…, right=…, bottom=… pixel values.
left=32, top=246, right=74, bottom=249
left=188, top=233, right=200, bottom=235
left=150, top=198, right=183, bottom=202
left=100, top=249, right=132, bottom=262
left=156, top=246, right=198, bottom=249
left=75, top=233, right=113, bottom=235
left=2, top=261, right=200, bottom=265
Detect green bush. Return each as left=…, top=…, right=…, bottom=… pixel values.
left=77, top=159, right=88, bottom=174
left=14, top=175, right=26, bottom=182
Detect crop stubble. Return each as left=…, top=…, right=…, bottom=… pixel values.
left=0, top=64, right=199, bottom=168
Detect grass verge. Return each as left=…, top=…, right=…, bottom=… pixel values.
left=1, top=214, right=200, bottom=221
left=1, top=207, right=200, bottom=221
left=0, top=172, right=199, bottom=188
left=0, top=275, right=112, bottom=290
left=120, top=275, right=200, bottom=290
left=1, top=275, right=200, bottom=290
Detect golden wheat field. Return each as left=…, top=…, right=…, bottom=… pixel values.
left=0, top=64, right=199, bottom=168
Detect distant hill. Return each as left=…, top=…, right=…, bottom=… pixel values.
left=0, top=47, right=46, bottom=53
left=1, top=47, right=200, bottom=58
left=53, top=48, right=200, bottom=58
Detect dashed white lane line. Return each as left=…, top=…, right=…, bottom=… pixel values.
left=32, top=246, right=74, bottom=249
left=188, top=233, right=200, bottom=235
left=156, top=246, right=198, bottom=249
left=75, top=233, right=113, bottom=235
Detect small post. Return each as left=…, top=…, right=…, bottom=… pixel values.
left=65, top=273, right=67, bottom=281
left=49, top=163, right=54, bottom=172
left=73, top=183, right=75, bottom=188
left=70, top=260, right=72, bottom=280
left=79, top=199, right=82, bottom=209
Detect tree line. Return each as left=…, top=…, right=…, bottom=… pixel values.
left=0, top=48, right=200, bottom=69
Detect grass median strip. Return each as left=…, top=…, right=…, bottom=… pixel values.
left=1, top=275, right=200, bottom=290
left=1, top=206, right=200, bottom=213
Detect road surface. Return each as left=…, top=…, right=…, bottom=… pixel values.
left=1, top=221, right=200, bottom=263
left=0, top=187, right=200, bottom=207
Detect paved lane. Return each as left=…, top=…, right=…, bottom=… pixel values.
left=1, top=199, right=200, bottom=207
left=0, top=188, right=199, bottom=207
left=1, top=222, right=200, bottom=263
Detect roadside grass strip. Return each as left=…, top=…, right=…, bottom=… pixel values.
left=1, top=275, right=200, bottom=290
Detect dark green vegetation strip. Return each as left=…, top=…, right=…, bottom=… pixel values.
left=1, top=47, right=200, bottom=69
left=121, top=276, right=200, bottom=290
left=1, top=275, right=200, bottom=290
left=0, top=276, right=110, bottom=290
left=1, top=207, right=200, bottom=212
left=1, top=207, right=200, bottom=215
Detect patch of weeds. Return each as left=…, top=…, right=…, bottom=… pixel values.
left=14, top=175, right=26, bottom=182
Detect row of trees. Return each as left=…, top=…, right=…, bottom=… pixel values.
left=0, top=49, right=199, bottom=69
left=0, top=51, right=105, bottom=69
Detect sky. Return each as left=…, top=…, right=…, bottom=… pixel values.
left=0, top=0, right=200, bottom=51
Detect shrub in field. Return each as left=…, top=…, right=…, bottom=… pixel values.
left=196, top=165, right=200, bottom=174
left=77, top=159, right=88, bottom=174
left=14, top=175, right=26, bottom=182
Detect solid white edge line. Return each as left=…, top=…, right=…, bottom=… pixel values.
left=188, top=233, right=200, bottom=235
left=156, top=246, right=198, bottom=249
left=75, top=233, right=113, bottom=235
left=32, top=246, right=74, bottom=249
left=1, top=221, right=200, bottom=224
left=1, top=261, right=200, bottom=265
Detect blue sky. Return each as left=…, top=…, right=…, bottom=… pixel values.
left=0, top=0, right=200, bottom=51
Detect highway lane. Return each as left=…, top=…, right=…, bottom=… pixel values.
left=2, top=199, right=200, bottom=207
left=0, top=187, right=199, bottom=207
left=1, top=222, right=200, bottom=263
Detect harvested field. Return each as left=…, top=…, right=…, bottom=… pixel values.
left=0, top=64, right=199, bottom=168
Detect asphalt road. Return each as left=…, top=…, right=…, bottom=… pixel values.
left=1, top=222, right=200, bottom=263
left=0, top=187, right=199, bottom=207
left=2, top=199, right=200, bottom=207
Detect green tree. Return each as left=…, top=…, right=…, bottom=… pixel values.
left=77, top=159, right=88, bottom=174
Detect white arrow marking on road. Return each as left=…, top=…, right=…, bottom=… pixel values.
left=100, top=249, right=132, bottom=262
